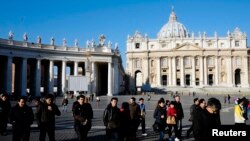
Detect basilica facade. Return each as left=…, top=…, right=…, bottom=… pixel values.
left=126, top=10, right=250, bottom=92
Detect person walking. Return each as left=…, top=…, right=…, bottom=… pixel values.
left=103, top=97, right=121, bottom=141
left=166, top=101, right=178, bottom=141
left=234, top=98, right=246, bottom=126
left=139, top=98, right=147, bottom=136
left=120, top=102, right=132, bottom=141
left=172, top=95, right=184, bottom=140
left=0, top=93, right=11, bottom=136
left=73, top=95, right=93, bottom=141
left=186, top=98, right=199, bottom=138
left=9, top=96, right=34, bottom=141
left=193, top=98, right=221, bottom=141
left=129, top=97, right=141, bottom=140
left=36, top=94, right=61, bottom=141
left=153, top=99, right=166, bottom=141
left=62, top=96, right=69, bottom=112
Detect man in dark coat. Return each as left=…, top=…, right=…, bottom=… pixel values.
left=129, top=97, right=141, bottom=140
left=103, top=97, right=121, bottom=141
left=193, top=97, right=221, bottom=141
left=186, top=98, right=199, bottom=138
left=36, top=94, right=61, bottom=141
left=173, top=95, right=184, bottom=140
left=73, top=95, right=93, bottom=141
left=0, top=93, right=11, bottom=136
left=9, top=96, right=34, bottom=141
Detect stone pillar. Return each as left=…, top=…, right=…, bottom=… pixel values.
left=192, top=57, right=196, bottom=86
left=168, top=57, right=172, bottom=86
left=180, top=57, right=184, bottom=86
left=227, top=56, right=233, bottom=87
left=215, top=57, right=219, bottom=85
left=21, top=58, right=27, bottom=96
left=91, top=62, right=96, bottom=94
left=61, top=61, right=66, bottom=94
left=35, top=59, right=41, bottom=97
left=204, top=57, right=208, bottom=86
left=74, top=61, right=78, bottom=76
left=172, top=57, right=176, bottom=86
left=113, top=59, right=119, bottom=95
left=199, top=56, right=204, bottom=86
left=107, top=62, right=113, bottom=96
left=242, top=56, right=249, bottom=87
left=157, top=57, right=161, bottom=86
left=144, top=57, right=149, bottom=84
left=5, top=56, right=12, bottom=95
left=49, top=60, right=54, bottom=94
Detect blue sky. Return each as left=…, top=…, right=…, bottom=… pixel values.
left=0, top=0, right=249, bottom=68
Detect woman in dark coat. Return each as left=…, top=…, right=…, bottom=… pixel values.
left=153, top=99, right=166, bottom=141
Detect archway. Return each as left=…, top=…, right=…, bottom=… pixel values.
left=235, top=69, right=241, bottom=86
left=135, top=70, right=142, bottom=93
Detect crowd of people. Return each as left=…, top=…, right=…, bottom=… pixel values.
left=0, top=92, right=250, bottom=141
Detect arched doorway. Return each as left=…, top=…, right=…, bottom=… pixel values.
left=235, top=69, right=241, bottom=86
left=135, top=70, right=142, bottom=93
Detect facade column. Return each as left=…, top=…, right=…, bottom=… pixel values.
left=199, top=56, right=204, bottom=86
left=49, top=60, right=54, bottom=94
left=107, top=62, right=113, bottom=96
left=35, top=59, right=41, bottom=97
left=74, top=61, right=78, bottom=76
left=215, top=57, right=219, bottom=85
left=180, top=57, right=184, bottom=86
left=172, top=57, right=176, bottom=86
left=157, top=57, right=161, bottom=86
left=113, top=59, right=119, bottom=95
left=242, top=56, right=249, bottom=87
left=20, top=58, right=27, bottom=96
left=144, top=57, right=149, bottom=84
left=227, top=56, right=233, bottom=87
left=5, top=56, right=12, bottom=95
left=168, top=57, right=172, bottom=86
left=91, top=62, right=96, bottom=94
left=61, top=61, right=66, bottom=94
left=204, top=57, right=208, bottom=85
left=192, top=57, right=196, bottom=86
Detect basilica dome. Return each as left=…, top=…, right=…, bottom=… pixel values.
left=157, top=10, right=188, bottom=38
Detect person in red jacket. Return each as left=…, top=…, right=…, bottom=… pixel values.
left=167, top=101, right=178, bottom=141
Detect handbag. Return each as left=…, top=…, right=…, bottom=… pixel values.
left=152, top=122, right=160, bottom=132
left=166, top=116, right=176, bottom=124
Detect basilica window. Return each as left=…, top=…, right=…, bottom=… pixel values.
left=221, top=58, right=225, bottom=66
left=151, top=44, right=154, bottom=49
left=195, top=57, right=199, bottom=66
left=184, top=57, right=190, bottom=66
left=135, top=43, right=140, bottom=49
left=161, top=58, right=168, bottom=68
left=236, top=57, right=241, bottom=66
left=208, top=57, right=214, bottom=66
left=176, top=58, right=180, bottom=67
left=151, top=60, right=155, bottom=67
left=235, top=41, right=239, bottom=47
left=134, top=58, right=141, bottom=68
left=220, top=43, right=225, bottom=48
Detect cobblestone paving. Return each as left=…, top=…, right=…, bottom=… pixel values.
left=0, top=93, right=249, bottom=141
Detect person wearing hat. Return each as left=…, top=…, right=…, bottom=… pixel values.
left=186, top=98, right=199, bottom=138
left=36, top=94, right=61, bottom=141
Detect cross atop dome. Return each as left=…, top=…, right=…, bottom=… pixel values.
left=169, top=5, right=177, bottom=23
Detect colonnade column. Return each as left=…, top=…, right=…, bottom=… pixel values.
left=199, top=56, right=204, bottom=86
left=168, top=57, right=172, bottom=86
left=35, top=59, right=41, bottom=97
left=172, top=57, right=176, bottom=86
left=215, top=57, right=219, bottom=85
left=227, top=56, right=233, bottom=87
left=49, top=60, right=54, bottom=94
left=20, top=58, right=27, bottom=96
left=243, top=56, right=249, bottom=87
left=180, top=57, right=184, bottom=86
left=192, top=57, right=196, bottom=86
left=73, top=61, right=78, bottom=95
left=204, top=57, right=208, bottom=86
left=157, top=57, right=161, bottom=86
left=5, top=56, right=12, bottom=95
left=61, top=61, right=66, bottom=94
left=107, top=62, right=113, bottom=96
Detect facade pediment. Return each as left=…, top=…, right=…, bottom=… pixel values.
left=173, top=43, right=203, bottom=51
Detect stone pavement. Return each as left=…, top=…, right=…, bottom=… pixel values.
left=0, top=93, right=249, bottom=141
